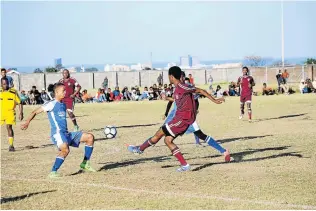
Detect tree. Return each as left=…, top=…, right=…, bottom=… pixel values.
left=45, top=67, right=58, bottom=73
left=305, top=58, right=316, bottom=65
left=244, top=55, right=267, bottom=67
left=34, top=68, right=43, bottom=73
left=85, top=67, right=99, bottom=72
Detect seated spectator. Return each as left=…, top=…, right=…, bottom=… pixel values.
left=28, top=90, right=36, bottom=105
left=82, top=90, right=94, bottom=103
left=215, top=85, right=223, bottom=98
left=19, top=90, right=29, bottom=105
left=228, top=81, right=238, bottom=96
left=148, top=87, right=156, bottom=100
left=106, top=88, right=114, bottom=102
left=139, top=87, right=150, bottom=100
left=279, top=77, right=289, bottom=95
left=47, top=84, right=55, bottom=100
left=131, top=87, right=140, bottom=101
left=152, top=84, right=160, bottom=99
left=30, top=86, right=41, bottom=104
left=113, top=87, right=122, bottom=101
left=166, top=84, right=174, bottom=97
left=262, top=83, right=275, bottom=96
left=41, top=88, right=52, bottom=103
left=95, top=88, right=107, bottom=102
left=122, top=86, right=132, bottom=101
left=305, top=78, right=314, bottom=93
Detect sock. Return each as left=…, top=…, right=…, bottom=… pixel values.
left=206, top=136, right=226, bottom=154
left=194, top=134, right=200, bottom=144
left=248, top=111, right=252, bottom=120
left=52, top=156, right=65, bottom=172
left=8, top=137, right=14, bottom=146
left=171, top=147, right=187, bottom=166
left=84, top=145, right=94, bottom=162
left=139, top=137, right=154, bottom=151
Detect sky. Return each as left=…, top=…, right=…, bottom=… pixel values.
left=1, top=1, right=315, bottom=67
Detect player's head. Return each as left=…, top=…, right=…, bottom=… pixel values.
left=184, top=77, right=190, bottom=84
left=168, top=66, right=182, bottom=84
left=263, top=83, right=267, bottom=87
left=242, top=66, right=249, bottom=76
left=62, top=69, right=70, bottom=79
left=189, top=74, right=192, bottom=78
left=53, top=83, right=65, bottom=100
left=1, top=68, right=7, bottom=78
left=1, top=77, right=9, bottom=90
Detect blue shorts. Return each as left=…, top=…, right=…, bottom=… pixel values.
left=51, top=132, right=83, bottom=149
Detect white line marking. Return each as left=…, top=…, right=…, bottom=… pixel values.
left=2, top=177, right=315, bottom=210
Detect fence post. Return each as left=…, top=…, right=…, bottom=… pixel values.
left=92, top=73, right=95, bottom=89
left=116, top=72, right=118, bottom=87
left=204, top=69, right=207, bottom=84
left=18, top=74, right=21, bottom=91
left=43, top=73, right=46, bottom=89
left=139, top=72, right=141, bottom=87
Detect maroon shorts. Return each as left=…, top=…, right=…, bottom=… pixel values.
left=62, top=98, right=75, bottom=112
left=162, top=118, right=191, bottom=138
left=240, top=95, right=252, bottom=103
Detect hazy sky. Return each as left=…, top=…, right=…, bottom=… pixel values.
left=1, top=1, right=315, bottom=66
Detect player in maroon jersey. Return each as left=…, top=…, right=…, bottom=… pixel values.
left=237, top=66, right=255, bottom=122
left=59, top=69, right=81, bottom=131
left=127, top=66, right=223, bottom=172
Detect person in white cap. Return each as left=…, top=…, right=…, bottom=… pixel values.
left=41, top=88, right=51, bottom=103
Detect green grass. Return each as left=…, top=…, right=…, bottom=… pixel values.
left=1, top=94, right=316, bottom=209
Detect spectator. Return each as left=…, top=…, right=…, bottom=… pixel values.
left=106, top=88, right=114, bottom=102
left=47, top=84, right=55, bottom=100
left=131, top=87, right=140, bottom=101
left=139, top=87, right=150, bottom=100
left=299, top=80, right=308, bottom=94
left=166, top=84, right=174, bottom=97
left=279, top=77, right=289, bottom=95
left=148, top=87, right=155, bottom=100
left=157, top=74, right=163, bottom=86
left=30, top=86, right=41, bottom=104
left=122, top=86, right=132, bottom=101
left=282, top=69, right=290, bottom=84
left=41, top=88, right=51, bottom=103
left=228, top=81, right=238, bottom=96
left=102, top=77, right=108, bottom=90
left=208, top=74, right=214, bottom=93
left=276, top=70, right=282, bottom=93
left=1, top=68, right=14, bottom=88
left=82, top=90, right=94, bottom=103
left=215, top=85, right=223, bottom=98
left=189, top=74, right=194, bottom=85
left=313, top=78, right=316, bottom=92
left=113, top=87, right=122, bottom=101
left=262, top=83, right=275, bottom=96
left=28, top=90, right=36, bottom=105
left=19, top=90, right=29, bottom=105
left=152, top=84, right=159, bottom=99
left=95, top=88, right=106, bottom=102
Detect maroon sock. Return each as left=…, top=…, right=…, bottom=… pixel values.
left=171, top=147, right=187, bottom=166
left=139, top=138, right=154, bottom=151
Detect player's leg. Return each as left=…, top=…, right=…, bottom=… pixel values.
left=246, top=101, right=252, bottom=122
left=193, top=130, right=230, bottom=162
left=164, top=135, right=190, bottom=172
left=127, top=128, right=165, bottom=154
left=186, top=121, right=201, bottom=146
left=65, top=99, right=79, bottom=131
left=75, top=132, right=97, bottom=172
left=6, top=124, right=15, bottom=152
left=49, top=142, right=70, bottom=178
left=239, top=99, right=245, bottom=119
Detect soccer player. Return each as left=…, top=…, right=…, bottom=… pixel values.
left=1, top=68, right=14, bottom=88
left=21, top=83, right=96, bottom=178
left=0, top=77, right=23, bottom=151
left=164, top=73, right=230, bottom=162
left=237, top=66, right=255, bottom=122
left=59, top=69, right=81, bottom=131
left=127, top=66, right=224, bottom=172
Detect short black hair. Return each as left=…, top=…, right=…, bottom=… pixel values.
left=1, top=68, right=6, bottom=72
left=181, top=71, right=186, bottom=78
left=263, top=83, right=267, bottom=86
left=168, top=66, right=182, bottom=80
left=53, top=82, right=64, bottom=92
left=242, top=66, right=249, bottom=72
left=185, top=77, right=190, bottom=81
left=1, top=77, right=8, bottom=83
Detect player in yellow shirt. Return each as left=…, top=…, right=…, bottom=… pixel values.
left=0, top=77, right=23, bottom=151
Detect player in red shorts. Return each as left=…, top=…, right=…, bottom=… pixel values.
left=59, top=69, right=81, bottom=131
left=237, top=66, right=255, bottom=122
left=127, top=66, right=223, bottom=172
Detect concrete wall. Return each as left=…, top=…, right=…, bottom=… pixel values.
left=10, top=65, right=313, bottom=91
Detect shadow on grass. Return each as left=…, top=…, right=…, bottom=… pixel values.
left=255, top=113, right=307, bottom=122
left=1, top=190, right=56, bottom=204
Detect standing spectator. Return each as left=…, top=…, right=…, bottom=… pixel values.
left=276, top=70, right=282, bottom=93
left=19, top=90, right=29, bottom=105
left=208, top=74, right=214, bottom=93
left=157, top=74, right=163, bottom=86
left=102, top=77, right=108, bottom=90
left=41, top=88, right=51, bottom=103
left=30, top=86, right=41, bottom=104
left=280, top=77, right=289, bottom=95
left=1, top=68, right=14, bottom=88
left=282, top=69, right=289, bottom=84
left=188, top=74, right=194, bottom=85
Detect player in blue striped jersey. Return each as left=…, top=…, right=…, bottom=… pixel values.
left=21, top=83, right=97, bottom=178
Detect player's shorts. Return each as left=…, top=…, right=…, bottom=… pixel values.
left=0, top=111, right=16, bottom=125
left=240, top=95, right=252, bottom=103
left=62, top=98, right=75, bottom=112
left=162, top=118, right=191, bottom=138
left=51, top=131, right=83, bottom=149
left=185, top=121, right=200, bottom=134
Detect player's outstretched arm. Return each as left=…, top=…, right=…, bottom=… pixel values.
left=195, top=87, right=223, bottom=104
left=20, top=107, right=45, bottom=130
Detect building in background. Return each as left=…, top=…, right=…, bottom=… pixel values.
left=180, top=55, right=199, bottom=68
left=54, top=58, right=62, bottom=68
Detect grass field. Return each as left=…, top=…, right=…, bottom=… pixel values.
left=1, top=94, right=316, bottom=210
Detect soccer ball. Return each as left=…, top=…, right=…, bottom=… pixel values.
left=104, top=126, right=117, bottom=139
